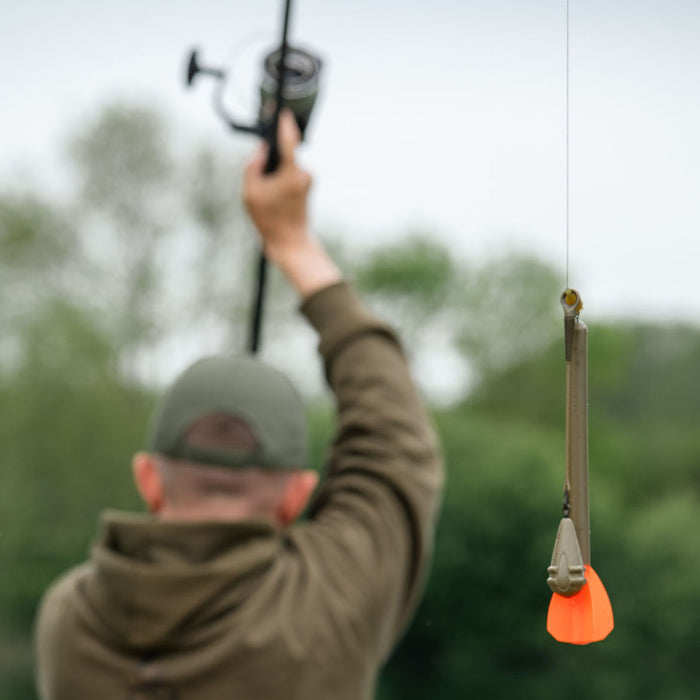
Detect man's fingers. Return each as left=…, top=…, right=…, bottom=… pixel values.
left=277, top=110, right=301, bottom=166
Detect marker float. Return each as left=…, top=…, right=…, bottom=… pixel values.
left=546, top=289, right=614, bottom=645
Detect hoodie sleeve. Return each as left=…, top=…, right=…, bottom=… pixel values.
left=295, top=281, right=444, bottom=657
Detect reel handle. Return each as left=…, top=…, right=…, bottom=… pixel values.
left=185, top=49, right=224, bottom=86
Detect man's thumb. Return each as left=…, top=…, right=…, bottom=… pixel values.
left=277, top=110, right=301, bottom=166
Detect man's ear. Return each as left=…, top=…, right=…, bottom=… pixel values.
left=278, top=470, right=319, bottom=527
left=132, top=452, right=165, bottom=513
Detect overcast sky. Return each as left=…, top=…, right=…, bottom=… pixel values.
left=2, top=0, right=699, bottom=322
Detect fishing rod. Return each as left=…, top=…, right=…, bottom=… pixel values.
left=184, top=0, right=322, bottom=354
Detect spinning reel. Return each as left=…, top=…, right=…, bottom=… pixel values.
left=186, top=45, right=321, bottom=145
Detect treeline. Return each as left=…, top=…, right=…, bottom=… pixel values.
left=1, top=104, right=699, bottom=699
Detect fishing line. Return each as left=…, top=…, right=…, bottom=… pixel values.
left=565, top=0, right=570, bottom=289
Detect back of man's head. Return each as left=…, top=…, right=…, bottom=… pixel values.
left=132, top=356, right=317, bottom=524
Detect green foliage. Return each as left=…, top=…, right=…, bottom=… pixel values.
left=453, top=253, right=562, bottom=377
left=0, top=194, right=80, bottom=339
left=0, top=195, right=74, bottom=272
left=0, top=298, right=152, bottom=695
left=353, top=235, right=456, bottom=371
left=69, top=103, right=172, bottom=214
left=357, top=234, right=454, bottom=310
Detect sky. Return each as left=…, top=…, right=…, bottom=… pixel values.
left=2, top=0, right=699, bottom=323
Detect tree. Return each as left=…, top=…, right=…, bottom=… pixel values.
left=355, top=236, right=562, bottom=402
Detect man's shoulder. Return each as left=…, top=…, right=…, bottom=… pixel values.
left=36, top=562, right=101, bottom=697
left=37, top=562, right=93, bottom=636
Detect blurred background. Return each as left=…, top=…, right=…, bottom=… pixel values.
left=1, top=0, right=699, bottom=697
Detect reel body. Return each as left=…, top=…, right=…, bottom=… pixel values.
left=186, top=45, right=322, bottom=141
left=259, top=46, right=321, bottom=139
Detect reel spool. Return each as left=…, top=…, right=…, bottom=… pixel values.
left=259, top=47, right=322, bottom=139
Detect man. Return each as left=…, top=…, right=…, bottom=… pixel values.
left=36, top=113, right=443, bottom=700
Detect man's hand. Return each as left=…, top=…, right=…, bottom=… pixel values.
left=243, top=111, right=311, bottom=261
left=243, top=110, right=341, bottom=299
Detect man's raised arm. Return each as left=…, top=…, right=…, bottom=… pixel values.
left=243, top=113, right=444, bottom=656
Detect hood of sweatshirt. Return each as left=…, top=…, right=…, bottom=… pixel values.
left=83, top=510, right=281, bottom=651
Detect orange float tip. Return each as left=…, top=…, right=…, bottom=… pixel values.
left=547, top=566, right=614, bottom=645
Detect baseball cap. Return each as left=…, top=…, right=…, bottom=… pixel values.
left=148, top=355, right=307, bottom=470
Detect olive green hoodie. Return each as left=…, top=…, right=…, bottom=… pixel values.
left=35, top=282, right=443, bottom=700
